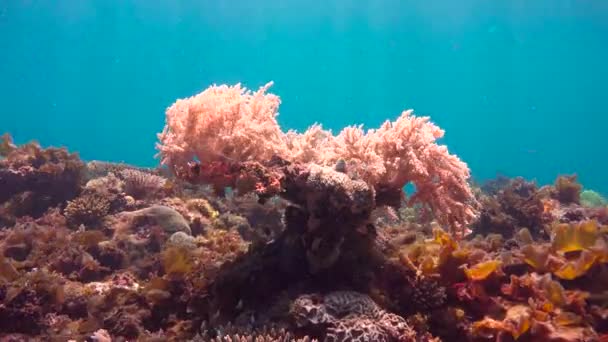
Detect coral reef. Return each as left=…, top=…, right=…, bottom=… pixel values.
left=156, top=82, right=477, bottom=236
left=2, top=83, right=608, bottom=341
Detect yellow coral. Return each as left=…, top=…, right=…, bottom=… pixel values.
left=551, top=220, right=598, bottom=253
left=554, top=250, right=597, bottom=280
left=433, top=226, right=457, bottom=251
left=542, top=277, right=567, bottom=307
left=464, top=260, right=501, bottom=281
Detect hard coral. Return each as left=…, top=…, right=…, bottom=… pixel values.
left=118, top=168, right=167, bottom=199
left=157, top=82, right=477, bottom=235
left=64, top=192, right=111, bottom=228
left=198, top=323, right=315, bottom=342
left=290, top=291, right=416, bottom=342
left=581, top=190, right=608, bottom=208
left=83, top=172, right=129, bottom=212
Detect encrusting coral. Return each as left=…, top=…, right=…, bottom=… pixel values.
left=291, top=291, right=421, bottom=341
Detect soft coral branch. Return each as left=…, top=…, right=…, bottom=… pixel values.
left=156, top=82, right=477, bottom=236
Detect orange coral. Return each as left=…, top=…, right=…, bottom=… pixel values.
left=464, top=260, right=502, bottom=281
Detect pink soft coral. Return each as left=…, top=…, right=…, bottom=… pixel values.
left=156, top=82, right=287, bottom=175
left=157, top=82, right=477, bottom=235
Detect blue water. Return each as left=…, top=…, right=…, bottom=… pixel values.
left=1, top=1, right=607, bottom=193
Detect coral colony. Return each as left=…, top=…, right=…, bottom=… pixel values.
left=1, top=82, right=608, bottom=341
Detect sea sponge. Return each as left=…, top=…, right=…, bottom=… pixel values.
left=122, top=205, right=192, bottom=235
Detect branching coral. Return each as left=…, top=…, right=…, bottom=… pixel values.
left=156, top=82, right=477, bottom=235
left=64, top=192, right=111, bottom=228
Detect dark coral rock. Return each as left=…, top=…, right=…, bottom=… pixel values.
left=0, top=289, right=46, bottom=334
left=88, top=287, right=151, bottom=339
left=0, top=269, right=66, bottom=335
left=220, top=194, right=287, bottom=243
left=62, top=295, right=89, bottom=319
left=94, top=241, right=127, bottom=270
left=0, top=135, right=84, bottom=218
left=554, top=174, right=582, bottom=205
left=472, top=177, right=547, bottom=238
left=411, top=277, right=447, bottom=311
left=559, top=205, right=587, bottom=223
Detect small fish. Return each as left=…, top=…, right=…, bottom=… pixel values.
left=334, top=159, right=347, bottom=173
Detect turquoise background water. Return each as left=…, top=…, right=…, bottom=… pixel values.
left=1, top=1, right=607, bottom=193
